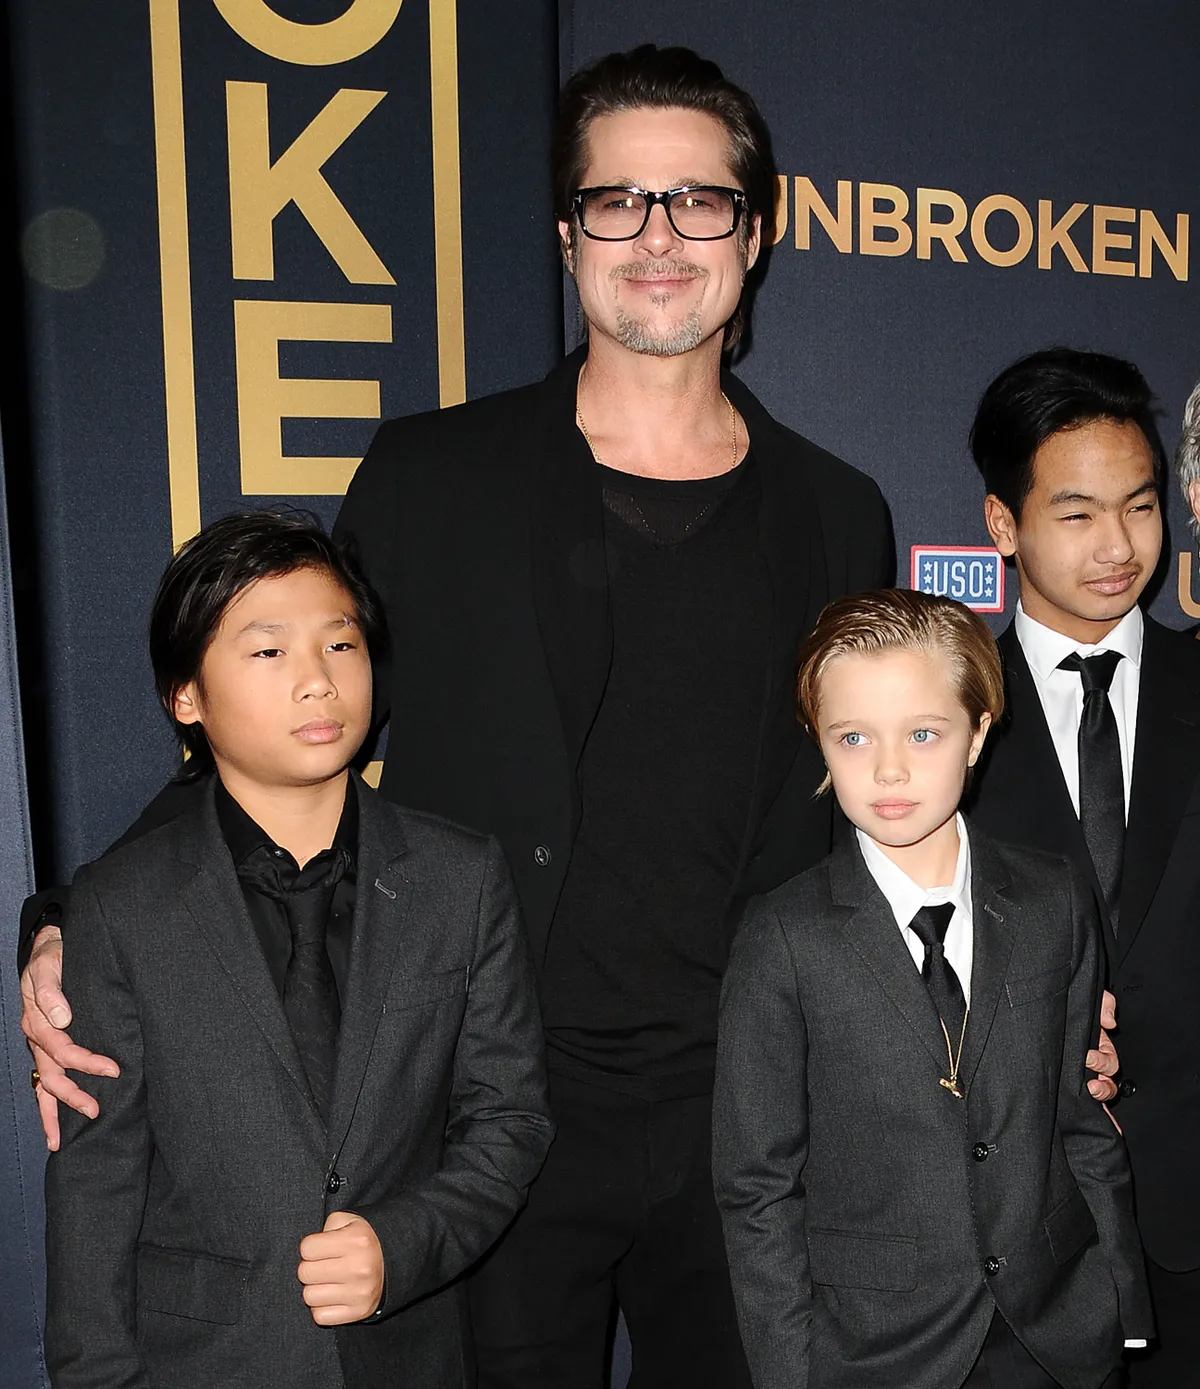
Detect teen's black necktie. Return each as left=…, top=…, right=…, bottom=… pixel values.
left=237, top=847, right=349, bottom=1120
left=1058, top=650, right=1124, bottom=925
left=908, top=903, right=965, bottom=1039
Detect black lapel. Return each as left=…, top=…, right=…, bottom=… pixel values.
left=528, top=347, right=612, bottom=775
left=326, top=779, right=412, bottom=1156
left=958, top=832, right=1017, bottom=1094
left=178, top=783, right=326, bottom=1147
left=826, top=838, right=950, bottom=1074
left=1117, top=618, right=1200, bottom=962
left=722, top=371, right=826, bottom=862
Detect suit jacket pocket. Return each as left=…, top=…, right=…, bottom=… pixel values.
left=136, top=1244, right=250, bottom=1324
left=1006, top=962, right=1071, bottom=1007
left=1044, top=1191, right=1098, bottom=1264
left=386, top=965, right=469, bottom=1013
left=808, top=1229, right=917, bottom=1291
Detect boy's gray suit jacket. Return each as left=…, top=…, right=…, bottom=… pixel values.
left=713, top=829, right=1153, bottom=1389
left=43, top=775, right=554, bottom=1389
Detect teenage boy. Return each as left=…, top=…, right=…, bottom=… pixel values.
left=714, top=588, right=1151, bottom=1389
left=43, top=513, right=553, bottom=1389
left=965, top=349, right=1200, bottom=1387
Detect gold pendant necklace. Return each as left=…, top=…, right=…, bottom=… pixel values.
left=938, top=1010, right=969, bottom=1099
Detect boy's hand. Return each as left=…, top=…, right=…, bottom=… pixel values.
left=1085, top=988, right=1120, bottom=1104
left=298, top=1211, right=384, bottom=1324
left=20, top=926, right=120, bottom=1150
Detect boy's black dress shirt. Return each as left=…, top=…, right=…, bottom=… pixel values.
left=214, top=777, right=358, bottom=1005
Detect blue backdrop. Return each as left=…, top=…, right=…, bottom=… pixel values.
left=7, top=2, right=1200, bottom=1383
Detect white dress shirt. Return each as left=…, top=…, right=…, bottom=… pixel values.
left=1013, top=603, right=1142, bottom=819
left=856, top=813, right=973, bottom=1004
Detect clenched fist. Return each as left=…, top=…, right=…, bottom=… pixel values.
left=298, top=1209, right=385, bottom=1325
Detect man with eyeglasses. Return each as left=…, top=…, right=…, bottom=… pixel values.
left=21, top=44, right=893, bottom=1387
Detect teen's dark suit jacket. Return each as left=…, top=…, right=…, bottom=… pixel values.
left=331, top=347, right=892, bottom=970
left=713, top=830, right=1152, bottom=1389
left=43, top=777, right=554, bottom=1389
left=966, top=617, right=1200, bottom=1273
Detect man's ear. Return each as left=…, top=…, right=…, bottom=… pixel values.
left=1188, top=478, right=1200, bottom=532
left=744, top=211, right=762, bottom=275
left=557, top=219, right=576, bottom=273
left=172, top=681, right=202, bottom=726
left=983, top=494, right=1018, bottom=558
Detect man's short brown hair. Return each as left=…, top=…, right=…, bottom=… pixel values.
left=797, top=588, right=1005, bottom=737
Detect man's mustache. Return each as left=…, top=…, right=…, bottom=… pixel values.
left=611, top=261, right=709, bottom=282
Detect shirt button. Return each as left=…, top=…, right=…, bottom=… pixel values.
left=533, top=845, right=552, bottom=867
left=325, top=1170, right=344, bottom=1195
left=983, top=1256, right=1001, bottom=1276
left=972, top=1143, right=990, bottom=1163
left=1119, top=1079, right=1137, bottom=1098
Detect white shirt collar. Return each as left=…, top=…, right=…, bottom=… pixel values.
left=1014, top=602, right=1143, bottom=681
left=855, top=813, right=972, bottom=930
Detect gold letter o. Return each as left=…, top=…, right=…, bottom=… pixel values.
left=213, top=0, right=403, bottom=66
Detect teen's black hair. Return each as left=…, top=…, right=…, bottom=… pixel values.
left=969, top=347, right=1165, bottom=520
left=148, top=510, right=385, bottom=779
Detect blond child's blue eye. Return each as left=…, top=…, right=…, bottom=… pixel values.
left=912, top=729, right=935, bottom=744
left=842, top=731, right=865, bottom=747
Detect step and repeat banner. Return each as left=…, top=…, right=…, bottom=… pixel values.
left=567, top=0, right=1200, bottom=632
left=7, top=1, right=1200, bottom=1383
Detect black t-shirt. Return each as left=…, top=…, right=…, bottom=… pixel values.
left=540, top=452, right=771, bottom=1098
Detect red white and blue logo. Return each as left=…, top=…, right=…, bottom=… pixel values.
left=910, top=545, right=1005, bottom=613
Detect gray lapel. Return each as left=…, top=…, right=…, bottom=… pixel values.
left=326, top=782, right=412, bottom=1157
left=959, top=833, right=1016, bottom=1095
left=177, top=784, right=326, bottom=1147
left=827, top=839, right=949, bottom=1074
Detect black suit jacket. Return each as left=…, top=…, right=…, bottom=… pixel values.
left=713, top=831, right=1152, bottom=1389
left=43, top=777, right=554, bottom=1389
left=332, top=347, right=893, bottom=967
left=966, top=616, right=1200, bottom=1271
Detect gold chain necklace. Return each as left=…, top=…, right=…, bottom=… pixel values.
left=575, top=390, right=740, bottom=477
left=938, top=1010, right=970, bottom=1099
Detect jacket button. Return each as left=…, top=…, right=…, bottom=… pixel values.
left=972, top=1142, right=990, bottom=1162
left=1119, top=1079, right=1137, bottom=1098
left=533, top=845, right=552, bottom=867
left=983, top=1256, right=1001, bottom=1276
left=325, top=1171, right=344, bottom=1194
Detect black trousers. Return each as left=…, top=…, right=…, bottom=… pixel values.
left=962, top=1314, right=1121, bottom=1389
left=1125, top=1258, right=1200, bottom=1388
left=468, top=1070, right=751, bottom=1389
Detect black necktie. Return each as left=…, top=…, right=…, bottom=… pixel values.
left=1058, top=650, right=1124, bottom=923
left=237, top=847, right=349, bottom=1120
left=908, top=903, right=966, bottom=1040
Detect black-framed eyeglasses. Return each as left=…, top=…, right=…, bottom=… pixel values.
left=571, top=185, right=747, bottom=242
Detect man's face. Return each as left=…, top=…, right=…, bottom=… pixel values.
left=558, top=106, right=761, bottom=359
left=985, top=418, right=1161, bottom=645
left=173, top=566, right=372, bottom=792
left=817, top=647, right=989, bottom=875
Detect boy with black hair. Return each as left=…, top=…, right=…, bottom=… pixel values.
left=714, top=588, right=1151, bottom=1389
left=966, top=347, right=1200, bottom=1386
left=43, top=511, right=553, bottom=1389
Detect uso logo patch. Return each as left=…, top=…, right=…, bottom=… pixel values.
left=910, top=545, right=1005, bottom=613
